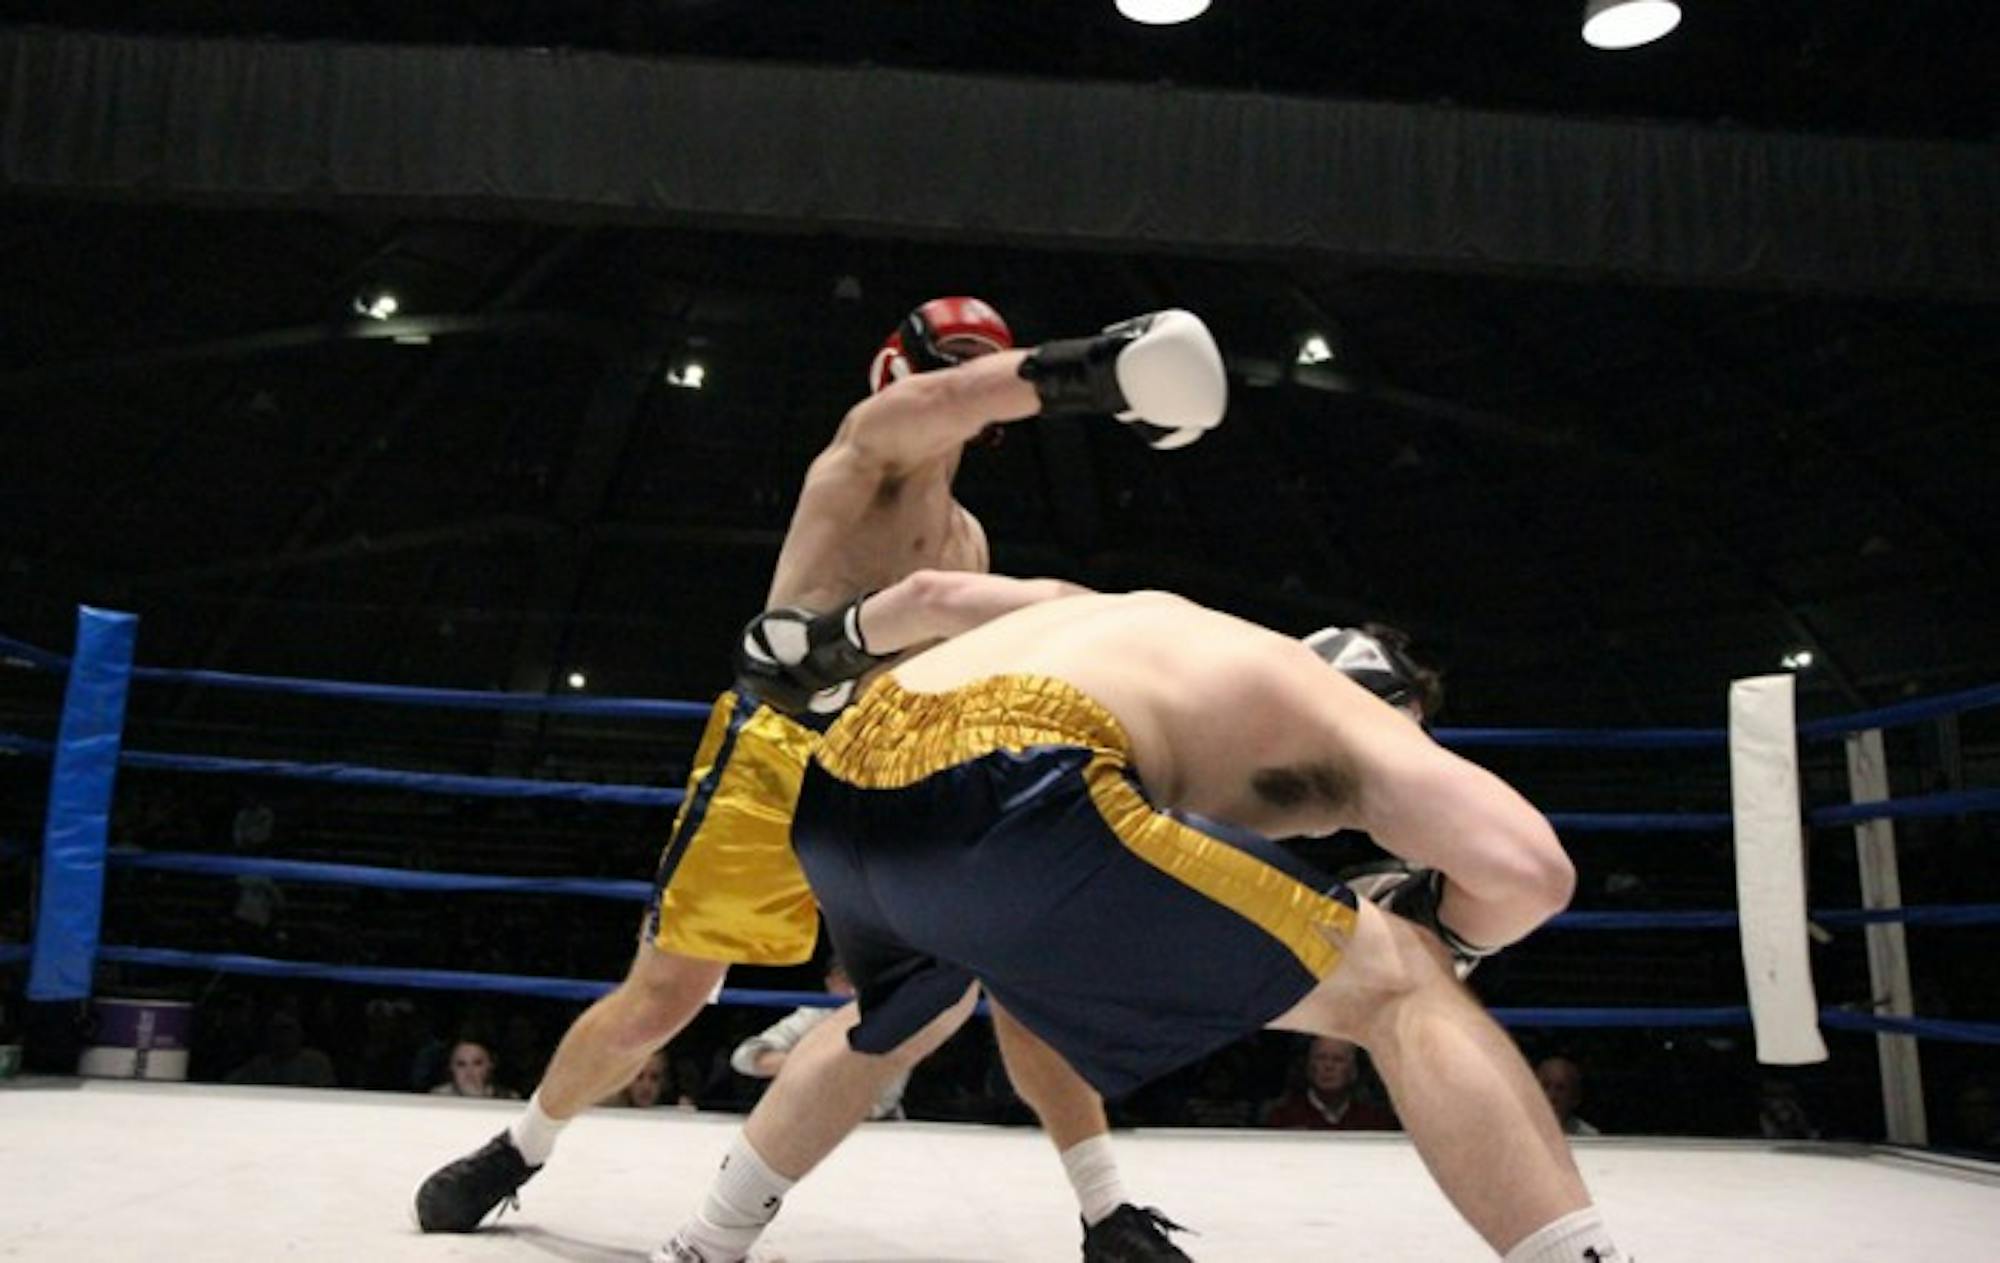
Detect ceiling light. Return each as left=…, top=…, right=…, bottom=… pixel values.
left=1296, top=334, right=1334, bottom=366
left=666, top=361, right=706, bottom=390
left=566, top=670, right=588, bottom=690
left=1115, top=0, right=1211, bottom=26
left=1780, top=649, right=1815, bottom=672
left=353, top=291, right=399, bottom=320
left=1581, top=0, right=1682, bottom=50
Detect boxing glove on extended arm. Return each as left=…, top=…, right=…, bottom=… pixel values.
left=1019, top=309, right=1227, bottom=450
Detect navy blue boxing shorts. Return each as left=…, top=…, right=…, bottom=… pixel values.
left=790, top=673, right=1360, bottom=1100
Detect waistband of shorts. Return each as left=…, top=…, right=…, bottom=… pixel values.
left=815, top=674, right=1130, bottom=790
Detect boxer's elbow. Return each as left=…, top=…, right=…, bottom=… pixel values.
left=1501, top=812, right=1574, bottom=926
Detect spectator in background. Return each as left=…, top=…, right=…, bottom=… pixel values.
left=1261, top=1036, right=1397, bottom=1131
left=611, top=1049, right=671, bottom=1108
left=432, top=1038, right=519, bottom=1100
left=1534, top=1055, right=1601, bottom=1137
left=730, top=960, right=906, bottom=1121
left=226, top=1007, right=337, bottom=1088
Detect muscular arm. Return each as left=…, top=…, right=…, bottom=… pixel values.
left=857, top=569, right=1092, bottom=655
left=1279, top=641, right=1574, bottom=948
left=736, top=570, right=1091, bottom=715
left=833, top=350, right=1042, bottom=473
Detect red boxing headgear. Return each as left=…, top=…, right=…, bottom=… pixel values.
left=868, top=296, right=1013, bottom=394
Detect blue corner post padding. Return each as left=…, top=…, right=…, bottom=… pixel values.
left=27, top=606, right=138, bottom=1001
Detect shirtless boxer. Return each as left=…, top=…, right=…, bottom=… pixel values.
left=727, top=585, right=1628, bottom=1262
left=415, top=299, right=1226, bottom=1263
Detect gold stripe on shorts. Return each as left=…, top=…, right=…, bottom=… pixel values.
left=1086, top=761, right=1355, bottom=978
left=815, top=674, right=1129, bottom=789
left=817, top=673, right=1355, bottom=978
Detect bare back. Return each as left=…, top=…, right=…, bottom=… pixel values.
left=889, top=592, right=1434, bottom=840
left=766, top=444, right=987, bottom=613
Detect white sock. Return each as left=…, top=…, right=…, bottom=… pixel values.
left=1503, top=1207, right=1626, bottom=1263
left=677, top=1135, right=796, bottom=1259
left=1059, top=1135, right=1130, bottom=1227
left=507, top=1092, right=568, bottom=1167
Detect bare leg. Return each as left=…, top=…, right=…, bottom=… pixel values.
left=666, top=988, right=980, bottom=1261
left=1273, top=901, right=1590, bottom=1254
left=744, top=988, right=977, bottom=1175
left=416, top=940, right=728, bottom=1234
left=535, top=942, right=727, bottom=1119
left=989, top=1001, right=1108, bottom=1151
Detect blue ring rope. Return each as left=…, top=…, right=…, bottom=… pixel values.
left=0, top=633, right=70, bottom=673
left=113, top=748, right=683, bottom=807
left=4, top=733, right=681, bottom=807
left=98, top=851, right=2000, bottom=931
left=1807, top=789, right=2000, bottom=827
left=1798, top=684, right=2000, bottom=741
left=14, top=725, right=2000, bottom=833
left=75, top=946, right=2000, bottom=1046
left=111, top=850, right=653, bottom=901
left=8, top=630, right=1998, bottom=738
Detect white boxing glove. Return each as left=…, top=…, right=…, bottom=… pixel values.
left=1018, top=308, right=1227, bottom=450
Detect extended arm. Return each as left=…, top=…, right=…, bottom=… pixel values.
left=835, top=307, right=1229, bottom=473
left=735, top=570, right=1092, bottom=716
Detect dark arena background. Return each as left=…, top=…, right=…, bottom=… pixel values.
left=0, top=3, right=1996, bottom=1259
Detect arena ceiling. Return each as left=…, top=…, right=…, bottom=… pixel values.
left=1, top=1, right=1996, bottom=739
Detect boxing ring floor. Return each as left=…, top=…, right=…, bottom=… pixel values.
left=4, top=1080, right=1996, bottom=1261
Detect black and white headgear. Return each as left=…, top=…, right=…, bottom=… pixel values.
left=1303, top=626, right=1422, bottom=711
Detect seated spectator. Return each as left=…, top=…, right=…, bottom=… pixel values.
left=226, top=1008, right=337, bottom=1088
left=1261, top=1036, right=1397, bottom=1131
left=1534, top=1055, right=1601, bottom=1137
left=610, top=1049, right=672, bottom=1109
left=730, top=959, right=905, bottom=1121
left=430, top=1037, right=519, bottom=1099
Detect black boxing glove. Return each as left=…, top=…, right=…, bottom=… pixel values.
left=1018, top=308, right=1227, bottom=450
left=733, top=596, right=889, bottom=717
left=1338, top=861, right=1497, bottom=979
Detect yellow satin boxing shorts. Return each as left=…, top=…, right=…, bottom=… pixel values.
left=646, top=686, right=824, bottom=965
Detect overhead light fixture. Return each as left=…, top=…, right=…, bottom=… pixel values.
left=565, top=670, right=588, bottom=690
left=666, top=360, right=706, bottom=390
left=1296, top=334, right=1334, bottom=366
left=1115, top=0, right=1211, bottom=26
left=353, top=290, right=399, bottom=320
left=1780, top=648, right=1815, bottom=672
left=1582, top=0, right=1682, bottom=50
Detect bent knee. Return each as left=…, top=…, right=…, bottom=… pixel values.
left=616, top=952, right=726, bottom=1039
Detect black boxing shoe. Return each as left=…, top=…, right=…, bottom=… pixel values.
left=1340, top=860, right=1495, bottom=978
left=1082, top=1204, right=1194, bottom=1261
left=413, top=1131, right=539, bottom=1233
